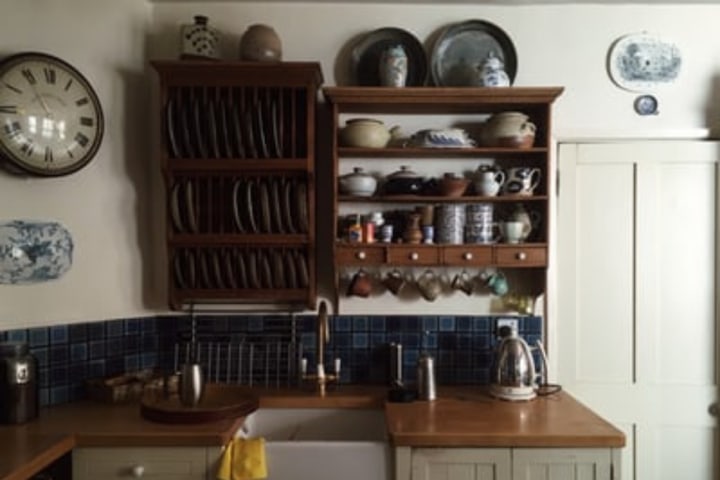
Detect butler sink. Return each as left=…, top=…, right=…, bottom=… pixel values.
left=241, top=408, right=391, bottom=480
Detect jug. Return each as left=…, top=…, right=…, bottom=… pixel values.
left=490, top=327, right=557, bottom=401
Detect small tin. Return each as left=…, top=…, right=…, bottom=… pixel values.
left=422, top=225, right=434, bottom=244
left=380, top=224, right=394, bottom=243
left=363, top=221, right=375, bottom=243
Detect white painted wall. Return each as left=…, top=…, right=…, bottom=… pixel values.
left=3, top=1, right=720, bottom=327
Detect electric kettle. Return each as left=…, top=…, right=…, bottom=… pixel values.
left=490, top=327, right=547, bottom=402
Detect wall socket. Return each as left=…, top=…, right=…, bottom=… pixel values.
left=495, top=318, right=519, bottom=336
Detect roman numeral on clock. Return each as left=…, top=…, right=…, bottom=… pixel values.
left=44, top=146, right=53, bottom=164
left=75, top=97, right=89, bottom=107
left=43, top=67, right=56, bottom=85
left=80, top=116, right=94, bottom=127
left=74, top=132, right=89, bottom=148
left=0, top=105, right=17, bottom=114
left=3, top=82, right=22, bottom=94
left=3, top=122, right=21, bottom=139
left=20, top=140, right=34, bottom=156
left=21, top=69, right=36, bottom=85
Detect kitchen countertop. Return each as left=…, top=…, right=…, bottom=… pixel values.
left=385, top=387, right=625, bottom=448
left=0, top=385, right=624, bottom=480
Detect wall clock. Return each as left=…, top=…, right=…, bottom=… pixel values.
left=0, top=52, right=104, bottom=176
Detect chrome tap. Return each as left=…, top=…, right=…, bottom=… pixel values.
left=301, top=301, right=339, bottom=396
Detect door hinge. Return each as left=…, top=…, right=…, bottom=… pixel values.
left=555, top=168, right=560, bottom=197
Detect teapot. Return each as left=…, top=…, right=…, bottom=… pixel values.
left=490, top=326, right=547, bottom=401
left=339, top=118, right=401, bottom=148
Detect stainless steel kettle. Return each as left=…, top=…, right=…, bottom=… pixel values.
left=489, top=327, right=545, bottom=401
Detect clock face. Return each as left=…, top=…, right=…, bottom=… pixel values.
left=0, top=52, right=104, bottom=176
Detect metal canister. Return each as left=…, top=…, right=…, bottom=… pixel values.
left=416, top=353, right=436, bottom=401
left=0, top=342, right=38, bottom=424
left=389, top=342, right=403, bottom=387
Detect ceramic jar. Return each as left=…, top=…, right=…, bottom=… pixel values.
left=379, top=45, right=408, bottom=87
left=339, top=167, right=377, bottom=197
left=180, top=15, right=221, bottom=60
left=477, top=52, right=510, bottom=87
left=438, top=173, right=470, bottom=197
left=339, top=118, right=400, bottom=148
left=239, top=24, right=282, bottom=62
left=480, top=112, right=536, bottom=148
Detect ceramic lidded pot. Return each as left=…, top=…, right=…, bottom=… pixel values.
left=180, top=15, right=221, bottom=60
left=339, top=167, right=377, bottom=197
left=480, top=112, right=536, bottom=148
left=383, top=165, right=425, bottom=195
left=339, top=118, right=400, bottom=148
left=239, top=24, right=282, bottom=62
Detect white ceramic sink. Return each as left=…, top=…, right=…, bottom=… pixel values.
left=241, top=408, right=391, bottom=480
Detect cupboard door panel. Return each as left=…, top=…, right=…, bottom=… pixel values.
left=411, top=448, right=511, bottom=480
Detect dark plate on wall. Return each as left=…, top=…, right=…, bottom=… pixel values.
left=430, top=19, right=517, bottom=87
left=350, top=27, right=428, bottom=86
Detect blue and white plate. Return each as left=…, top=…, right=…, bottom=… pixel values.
left=0, top=221, right=73, bottom=284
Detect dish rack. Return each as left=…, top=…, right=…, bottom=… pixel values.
left=173, top=339, right=303, bottom=388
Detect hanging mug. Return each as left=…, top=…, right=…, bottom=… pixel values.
left=347, top=269, right=372, bottom=298
left=504, top=167, right=541, bottom=196
left=451, top=270, right=474, bottom=296
left=485, top=271, right=509, bottom=296
left=382, top=268, right=407, bottom=296
left=415, top=269, right=442, bottom=302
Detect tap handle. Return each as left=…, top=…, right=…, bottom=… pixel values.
left=334, top=358, right=341, bottom=377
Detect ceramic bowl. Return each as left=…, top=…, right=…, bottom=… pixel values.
left=438, top=173, right=470, bottom=197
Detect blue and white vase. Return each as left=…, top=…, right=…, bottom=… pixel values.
left=0, top=221, right=73, bottom=284
left=379, top=45, right=408, bottom=87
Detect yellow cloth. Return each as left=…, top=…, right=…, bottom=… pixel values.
left=217, top=437, right=267, bottom=480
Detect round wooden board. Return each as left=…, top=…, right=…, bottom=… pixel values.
left=140, top=383, right=259, bottom=424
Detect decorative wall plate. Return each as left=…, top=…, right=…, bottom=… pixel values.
left=0, top=221, right=73, bottom=284
left=607, top=32, right=682, bottom=92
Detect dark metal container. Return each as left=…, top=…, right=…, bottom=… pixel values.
left=0, top=342, right=38, bottom=424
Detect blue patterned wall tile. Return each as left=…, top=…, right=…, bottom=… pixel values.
left=141, top=317, right=157, bottom=333
left=333, top=332, right=351, bottom=349
left=106, top=337, right=123, bottom=357
left=421, top=316, right=438, bottom=332
left=39, top=368, right=50, bottom=388
left=50, top=325, right=68, bottom=345
left=439, top=316, right=455, bottom=332
left=29, top=327, right=49, bottom=347
left=123, top=335, right=139, bottom=353
left=68, top=363, right=86, bottom=383
left=334, top=316, right=351, bottom=332
left=88, top=340, right=105, bottom=360
left=49, top=365, right=68, bottom=387
left=402, top=332, right=420, bottom=348
left=385, top=316, right=401, bottom=331
left=124, top=354, right=139, bottom=372
left=402, top=316, right=420, bottom=331
left=30, top=347, right=48, bottom=367
left=38, top=387, right=49, bottom=408
left=70, top=343, right=87, bottom=363
left=124, top=318, right=140, bottom=335
left=351, top=316, right=369, bottom=332
left=352, top=332, right=368, bottom=349
left=50, top=386, right=68, bottom=406
left=68, top=324, right=88, bottom=343
left=369, top=317, right=385, bottom=331
left=370, top=333, right=386, bottom=347
left=49, top=345, right=68, bottom=364
left=88, top=322, right=105, bottom=340
left=88, top=359, right=105, bottom=379
left=456, top=317, right=472, bottom=332
left=106, top=320, right=124, bottom=338
left=7, top=329, right=27, bottom=342
left=473, top=316, right=491, bottom=332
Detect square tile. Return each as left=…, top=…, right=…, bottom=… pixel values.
left=351, top=316, right=369, bottom=332
left=369, top=333, right=386, bottom=347
left=49, top=345, right=68, bottom=364
left=369, top=317, right=385, bottom=332
left=7, top=329, right=27, bottom=343
left=30, top=347, right=48, bottom=367
left=421, top=316, right=438, bottom=332
left=352, top=333, right=368, bottom=349
left=106, top=320, right=124, bottom=338
left=87, top=322, right=105, bottom=340
left=456, top=316, right=473, bottom=332
left=334, top=316, right=351, bottom=332
left=88, top=340, right=105, bottom=360
left=28, top=327, right=49, bottom=347
left=49, top=386, right=69, bottom=406
left=68, top=324, right=88, bottom=343
left=439, top=316, right=455, bottom=332
left=473, top=317, right=491, bottom=332
left=70, top=343, right=87, bottom=363
left=50, top=325, right=68, bottom=344
left=124, top=318, right=140, bottom=335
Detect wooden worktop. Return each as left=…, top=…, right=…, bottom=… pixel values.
left=385, top=388, right=625, bottom=448
left=0, top=385, right=624, bottom=480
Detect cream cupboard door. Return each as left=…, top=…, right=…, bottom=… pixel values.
left=556, top=141, right=720, bottom=480
left=73, top=447, right=214, bottom=480
left=411, top=448, right=512, bottom=480
left=512, top=448, right=613, bottom=480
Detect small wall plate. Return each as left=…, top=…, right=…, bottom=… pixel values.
left=634, top=94, right=659, bottom=116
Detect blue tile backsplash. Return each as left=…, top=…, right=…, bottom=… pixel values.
left=0, top=313, right=542, bottom=407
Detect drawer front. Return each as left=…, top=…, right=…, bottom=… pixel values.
left=336, top=245, right=385, bottom=265
left=73, top=447, right=210, bottom=480
left=387, top=246, right=440, bottom=266
left=494, top=246, right=547, bottom=266
left=442, top=246, right=493, bottom=266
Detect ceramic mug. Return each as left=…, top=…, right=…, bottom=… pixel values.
left=451, top=270, right=474, bottom=296
left=415, top=269, right=442, bottom=302
left=382, top=269, right=406, bottom=296
left=347, top=269, right=372, bottom=298
left=499, top=221, right=526, bottom=244
left=504, top=167, right=541, bottom=196
left=473, top=170, right=506, bottom=197
left=485, top=271, right=509, bottom=296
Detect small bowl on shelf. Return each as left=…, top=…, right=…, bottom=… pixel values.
left=437, top=173, right=470, bottom=197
